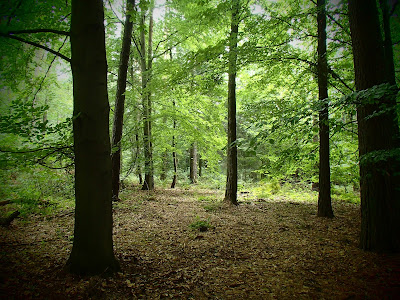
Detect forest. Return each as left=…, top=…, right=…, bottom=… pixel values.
left=0, top=0, right=400, bottom=298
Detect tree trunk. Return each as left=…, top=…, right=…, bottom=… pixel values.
left=129, top=57, right=143, bottom=185
left=140, top=5, right=155, bottom=190
left=224, top=0, right=240, bottom=206
left=160, top=150, right=168, bottom=181
left=67, top=0, right=119, bottom=274
left=348, top=0, right=400, bottom=252
left=317, top=0, right=333, bottom=218
left=190, top=142, right=198, bottom=184
left=171, top=100, right=178, bottom=188
left=111, top=0, right=135, bottom=201
left=160, top=117, right=168, bottom=181
left=199, top=156, right=203, bottom=177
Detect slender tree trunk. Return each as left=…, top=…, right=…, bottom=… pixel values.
left=111, top=0, right=135, bottom=201
left=190, top=142, right=198, bottom=184
left=348, top=0, right=400, bottom=252
left=160, top=146, right=168, bottom=181
left=67, top=0, right=119, bottom=274
left=317, top=0, right=333, bottom=218
left=129, top=57, right=143, bottom=185
left=199, top=155, right=203, bottom=177
left=140, top=5, right=155, bottom=190
left=171, top=100, right=178, bottom=188
left=136, top=132, right=143, bottom=185
left=224, top=0, right=240, bottom=205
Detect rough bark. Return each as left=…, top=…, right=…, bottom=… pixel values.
left=67, top=0, right=119, bottom=274
left=317, top=0, right=334, bottom=218
left=111, top=0, right=135, bottom=201
left=224, top=0, right=240, bottom=205
left=348, top=0, right=400, bottom=252
left=190, top=143, right=198, bottom=184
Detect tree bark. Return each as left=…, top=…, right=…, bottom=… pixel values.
left=190, top=142, right=198, bottom=184
left=67, top=0, right=119, bottom=274
left=348, top=0, right=400, bottom=252
left=224, top=0, right=240, bottom=205
left=111, top=0, right=135, bottom=201
left=317, top=0, right=334, bottom=218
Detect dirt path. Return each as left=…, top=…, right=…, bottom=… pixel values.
left=1, top=187, right=399, bottom=299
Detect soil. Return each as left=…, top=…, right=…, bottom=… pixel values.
left=1, top=186, right=399, bottom=299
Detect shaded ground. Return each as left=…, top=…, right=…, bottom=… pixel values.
left=1, top=186, right=400, bottom=299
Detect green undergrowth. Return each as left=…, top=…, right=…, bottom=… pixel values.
left=189, top=216, right=214, bottom=232
left=239, top=179, right=359, bottom=204
left=0, top=167, right=75, bottom=218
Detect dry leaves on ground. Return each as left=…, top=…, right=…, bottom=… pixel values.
left=1, top=186, right=399, bottom=299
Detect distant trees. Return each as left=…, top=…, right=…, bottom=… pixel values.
left=67, top=0, right=119, bottom=274
left=348, top=0, right=400, bottom=252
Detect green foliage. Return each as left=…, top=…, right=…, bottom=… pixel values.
left=331, top=186, right=360, bottom=204
left=197, top=195, right=217, bottom=202
left=0, top=167, right=74, bottom=216
left=189, top=216, right=213, bottom=231
left=252, top=179, right=281, bottom=199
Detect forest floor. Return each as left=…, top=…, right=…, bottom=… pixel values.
left=1, top=185, right=400, bottom=299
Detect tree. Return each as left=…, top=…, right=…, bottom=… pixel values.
left=171, top=99, right=178, bottom=188
left=67, top=0, right=120, bottom=274
left=348, top=0, right=400, bottom=252
left=111, top=0, right=135, bottom=201
left=225, top=0, right=240, bottom=206
left=317, top=0, right=334, bottom=218
left=140, top=1, right=155, bottom=190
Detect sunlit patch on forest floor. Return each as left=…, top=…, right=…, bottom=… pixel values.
left=1, top=186, right=399, bottom=299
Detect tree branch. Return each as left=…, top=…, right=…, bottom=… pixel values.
left=0, top=33, right=71, bottom=63
left=32, top=36, right=69, bottom=102
left=0, top=145, right=72, bottom=154
left=5, top=29, right=70, bottom=36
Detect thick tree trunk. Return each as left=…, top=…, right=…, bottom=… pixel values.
left=190, top=142, right=198, bottom=184
left=348, top=0, right=400, bottom=252
left=67, top=0, right=119, bottom=274
left=111, top=0, right=135, bottom=201
left=224, top=0, right=240, bottom=205
left=317, top=0, right=333, bottom=218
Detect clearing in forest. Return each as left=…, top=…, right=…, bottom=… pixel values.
left=1, top=186, right=399, bottom=299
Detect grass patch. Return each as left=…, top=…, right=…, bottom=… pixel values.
left=332, top=186, right=360, bottom=204
left=189, top=216, right=214, bottom=232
